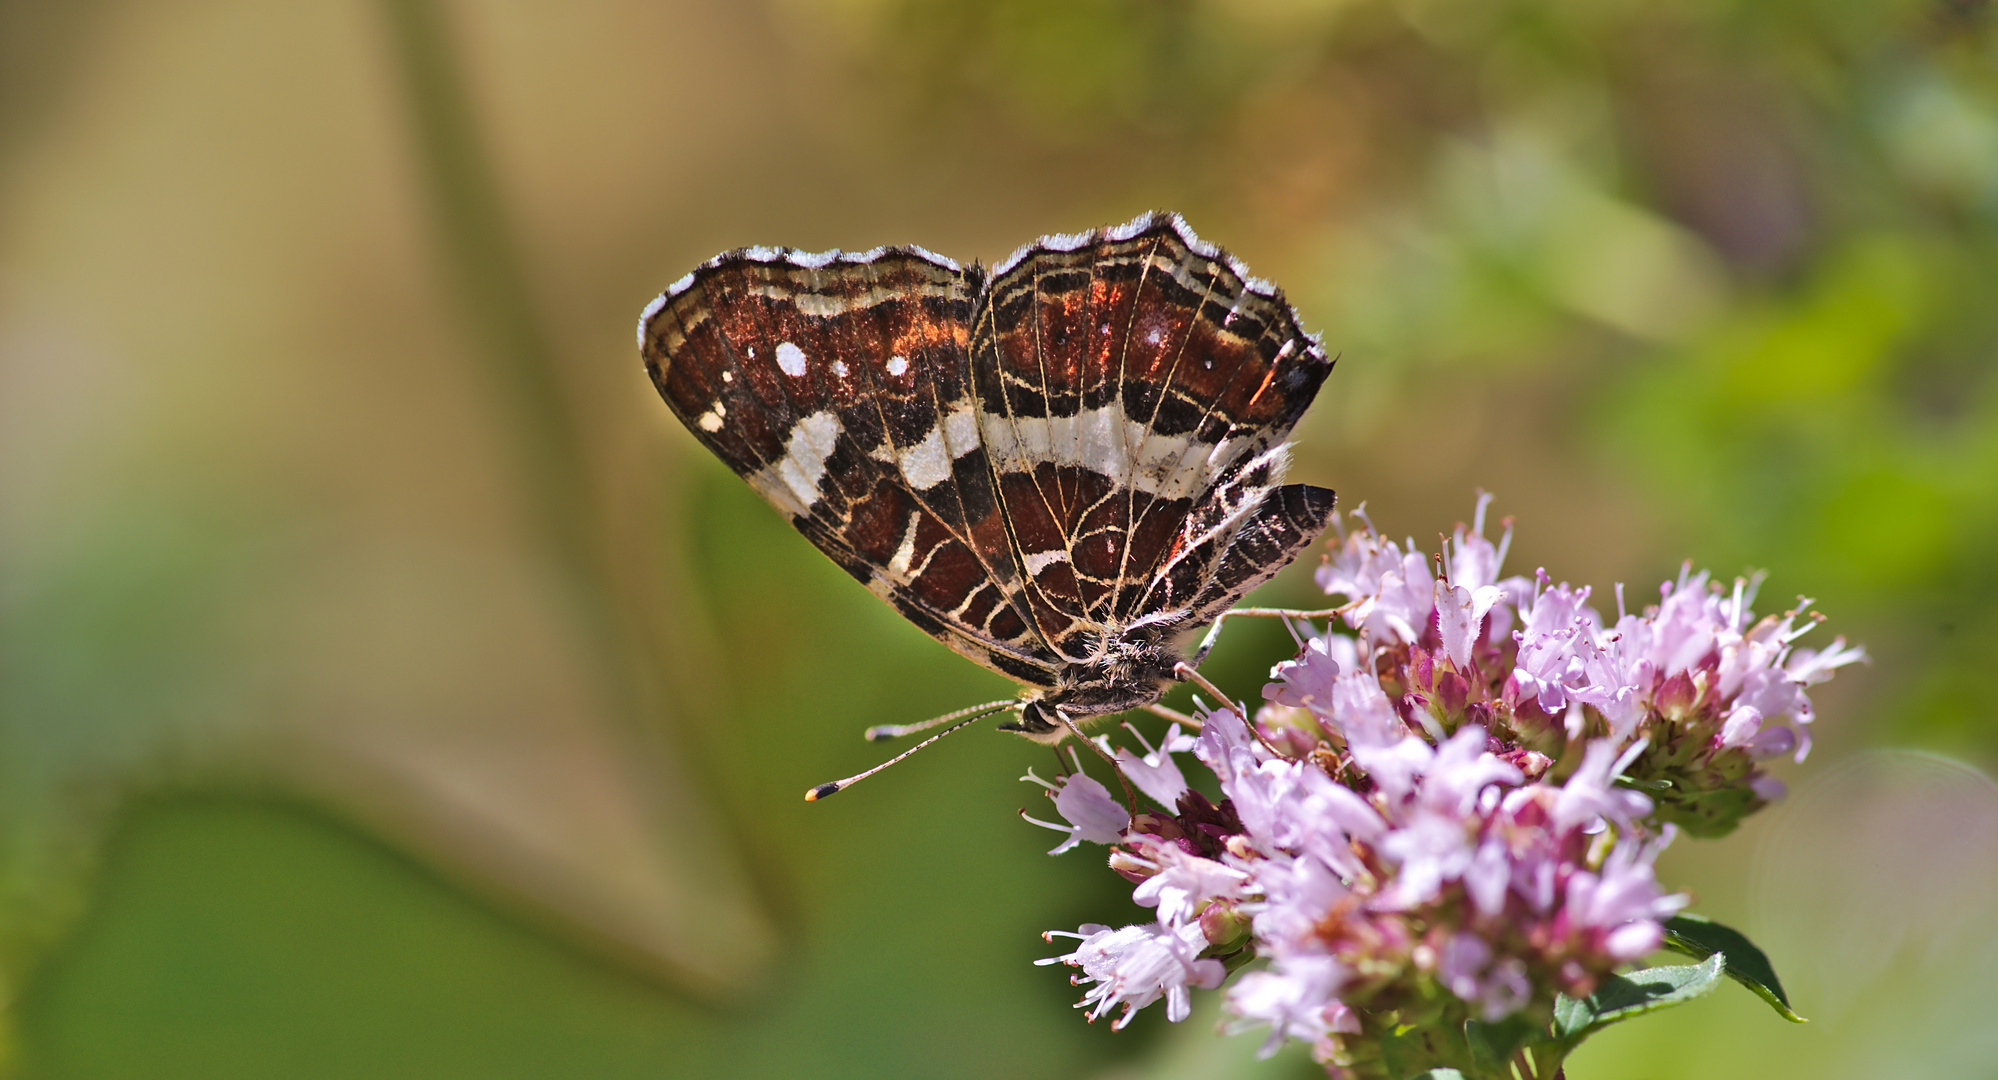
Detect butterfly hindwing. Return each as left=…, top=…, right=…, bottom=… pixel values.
left=1189, top=483, right=1340, bottom=619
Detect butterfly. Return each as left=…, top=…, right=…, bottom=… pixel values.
left=638, top=211, right=1336, bottom=796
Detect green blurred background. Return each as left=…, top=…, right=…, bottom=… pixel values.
left=2, top=0, right=1995, bottom=1076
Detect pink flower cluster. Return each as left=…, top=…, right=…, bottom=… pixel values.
left=1031, top=498, right=1862, bottom=1076
left=1307, top=494, right=1864, bottom=834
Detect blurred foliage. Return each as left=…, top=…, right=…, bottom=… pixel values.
left=0, top=0, right=1993, bottom=1076
left=811, top=0, right=1998, bottom=761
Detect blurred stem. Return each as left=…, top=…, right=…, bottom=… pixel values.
left=374, top=0, right=600, bottom=594
left=371, top=0, right=664, bottom=782
left=371, top=0, right=768, bottom=992
left=375, top=0, right=678, bottom=734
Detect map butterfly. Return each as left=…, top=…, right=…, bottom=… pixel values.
left=638, top=211, right=1337, bottom=795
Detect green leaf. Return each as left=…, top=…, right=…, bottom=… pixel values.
left=1551, top=992, right=1594, bottom=1043
left=1380, top=1022, right=1475, bottom=1079
left=1465, top=1013, right=1542, bottom=1070
left=1663, top=912, right=1807, bottom=1022
left=1406, top=1071, right=1469, bottom=1080
left=1552, top=952, right=1727, bottom=1044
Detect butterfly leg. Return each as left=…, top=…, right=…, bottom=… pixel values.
left=1052, top=707, right=1140, bottom=813
left=1172, top=662, right=1244, bottom=718
left=1188, top=606, right=1346, bottom=668
left=1142, top=702, right=1201, bottom=729
left=1172, top=660, right=1299, bottom=760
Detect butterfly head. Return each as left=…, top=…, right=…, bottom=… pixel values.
left=998, top=616, right=1193, bottom=744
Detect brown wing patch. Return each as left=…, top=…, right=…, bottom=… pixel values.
left=639, top=247, right=1057, bottom=683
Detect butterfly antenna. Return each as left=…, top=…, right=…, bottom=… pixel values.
left=864, top=699, right=1020, bottom=742
left=806, top=702, right=1018, bottom=801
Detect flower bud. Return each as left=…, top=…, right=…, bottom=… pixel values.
left=1107, top=849, right=1156, bottom=883
left=1435, top=670, right=1470, bottom=718
left=1654, top=670, right=1699, bottom=720
left=1199, top=900, right=1252, bottom=948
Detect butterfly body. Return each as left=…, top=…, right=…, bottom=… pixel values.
left=639, top=211, right=1337, bottom=742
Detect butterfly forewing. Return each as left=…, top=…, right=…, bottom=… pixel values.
left=978, top=227, right=1163, bottom=639
left=973, top=216, right=1336, bottom=656
left=640, top=248, right=1061, bottom=687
